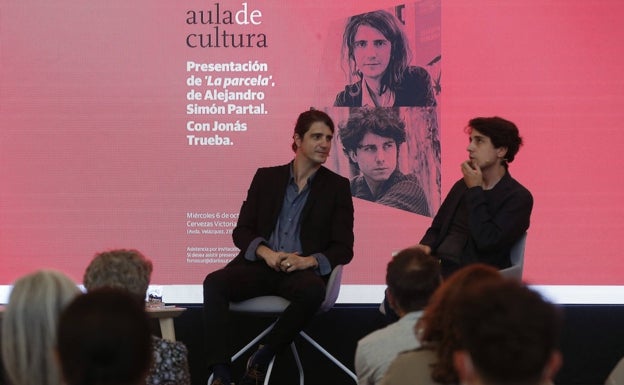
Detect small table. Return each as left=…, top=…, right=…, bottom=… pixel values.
left=1, top=304, right=185, bottom=342
left=145, top=306, right=186, bottom=341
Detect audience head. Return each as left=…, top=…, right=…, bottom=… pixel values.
left=417, top=264, right=504, bottom=384
left=57, top=287, right=152, bottom=385
left=465, top=116, right=523, bottom=167
left=385, top=248, right=441, bottom=315
left=83, top=248, right=153, bottom=302
left=291, top=108, right=335, bottom=152
left=453, top=279, right=563, bottom=385
left=1, top=269, right=80, bottom=385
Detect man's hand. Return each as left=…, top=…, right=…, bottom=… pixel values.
left=256, top=245, right=284, bottom=271
left=461, top=160, right=483, bottom=188
left=278, top=253, right=318, bottom=273
left=256, top=245, right=317, bottom=273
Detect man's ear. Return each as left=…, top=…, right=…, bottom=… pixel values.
left=453, top=350, right=476, bottom=384
left=293, top=134, right=302, bottom=150
left=543, top=350, right=563, bottom=381
left=348, top=149, right=358, bottom=164
left=496, top=146, right=508, bottom=160
left=385, top=288, right=398, bottom=312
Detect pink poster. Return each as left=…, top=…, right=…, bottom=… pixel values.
left=2, top=0, right=624, bottom=303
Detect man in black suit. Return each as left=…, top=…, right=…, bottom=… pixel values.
left=203, top=109, right=354, bottom=385
left=414, top=116, right=533, bottom=277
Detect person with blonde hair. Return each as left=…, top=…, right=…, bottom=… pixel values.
left=1, top=269, right=81, bottom=385
left=83, top=249, right=191, bottom=385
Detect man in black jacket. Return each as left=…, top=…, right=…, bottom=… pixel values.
left=203, top=109, right=354, bottom=385
left=412, top=116, right=533, bottom=277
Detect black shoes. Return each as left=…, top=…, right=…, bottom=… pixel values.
left=239, top=365, right=266, bottom=385
left=210, top=378, right=235, bottom=385
left=210, top=362, right=235, bottom=385
left=239, top=345, right=273, bottom=385
left=211, top=345, right=274, bottom=385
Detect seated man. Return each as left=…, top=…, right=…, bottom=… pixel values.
left=339, top=107, right=431, bottom=216
left=412, top=116, right=533, bottom=277
left=202, top=109, right=354, bottom=385
left=355, top=248, right=441, bottom=385
left=453, top=279, right=562, bottom=385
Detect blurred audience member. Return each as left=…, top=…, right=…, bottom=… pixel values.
left=57, top=288, right=152, bottom=385
left=606, top=357, right=624, bottom=385
left=1, top=269, right=80, bottom=385
left=355, top=248, right=441, bottom=385
left=83, top=249, right=191, bottom=385
left=382, top=264, right=503, bottom=385
left=453, top=279, right=562, bottom=385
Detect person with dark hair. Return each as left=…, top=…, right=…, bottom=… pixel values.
left=83, top=249, right=191, bottom=385
left=355, top=248, right=441, bottom=385
left=57, top=288, right=153, bottom=385
left=382, top=264, right=503, bottom=385
left=339, top=107, right=430, bottom=216
left=203, top=109, right=354, bottom=385
left=409, top=116, right=533, bottom=277
left=335, top=9, right=436, bottom=107
left=453, top=279, right=562, bottom=385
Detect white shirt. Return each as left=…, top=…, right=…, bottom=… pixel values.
left=361, top=79, right=395, bottom=107
left=355, top=311, right=423, bottom=385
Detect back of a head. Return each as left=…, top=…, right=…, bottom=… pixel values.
left=420, top=264, right=503, bottom=343
left=418, top=264, right=504, bottom=384
left=454, top=279, right=562, bottom=385
left=1, top=269, right=80, bottom=385
left=386, top=248, right=441, bottom=313
left=83, top=249, right=153, bottom=301
left=57, top=287, right=152, bottom=385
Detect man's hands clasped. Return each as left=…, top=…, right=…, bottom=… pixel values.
left=256, top=245, right=317, bottom=273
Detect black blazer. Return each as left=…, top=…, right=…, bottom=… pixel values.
left=420, top=172, right=533, bottom=269
left=230, top=163, right=354, bottom=275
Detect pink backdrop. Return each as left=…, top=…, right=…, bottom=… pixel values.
left=2, top=0, right=623, bottom=292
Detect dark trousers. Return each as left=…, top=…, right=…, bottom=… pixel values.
left=202, top=261, right=326, bottom=367
left=439, top=256, right=462, bottom=278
